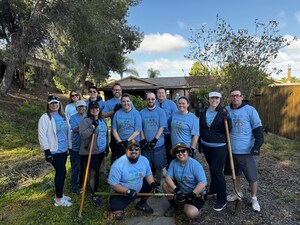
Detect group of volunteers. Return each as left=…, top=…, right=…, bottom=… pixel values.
left=38, top=83, right=264, bottom=221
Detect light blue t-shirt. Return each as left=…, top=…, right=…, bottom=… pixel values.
left=140, top=107, right=167, bottom=148
left=96, top=119, right=108, bottom=153
left=65, top=103, right=77, bottom=122
left=167, top=157, right=207, bottom=194
left=52, top=113, right=68, bottom=154
left=108, top=155, right=152, bottom=192
left=112, top=109, right=142, bottom=141
left=206, top=110, right=218, bottom=127
left=226, top=105, right=262, bottom=154
left=155, top=99, right=178, bottom=135
left=170, top=111, right=199, bottom=147
left=69, top=113, right=84, bottom=151
left=103, top=98, right=135, bottom=121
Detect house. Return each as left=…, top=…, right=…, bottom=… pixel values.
left=99, top=75, right=217, bottom=100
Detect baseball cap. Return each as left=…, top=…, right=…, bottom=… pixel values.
left=47, top=95, right=59, bottom=104
left=75, top=100, right=86, bottom=107
left=127, top=140, right=140, bottom=148
left=89, top=101, right=99, bottom=109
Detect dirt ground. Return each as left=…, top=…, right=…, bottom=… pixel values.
left=0, top=85, right=299, bottom=225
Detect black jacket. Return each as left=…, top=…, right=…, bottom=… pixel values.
left=199, top=105, right=232, bottom=144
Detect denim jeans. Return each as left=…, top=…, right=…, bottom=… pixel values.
left=70, top=150, right=81, bottom=190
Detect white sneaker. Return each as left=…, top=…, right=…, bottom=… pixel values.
left=54, top=198, right=72, bottom=207
left=226, top=192, right=243, bottom=202
left=54, top=195, right=72, bottom=202
left=251, top=197, right=261, bottom=212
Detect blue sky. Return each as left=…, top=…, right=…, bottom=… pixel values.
left=112, top=0, right=300, bottom=80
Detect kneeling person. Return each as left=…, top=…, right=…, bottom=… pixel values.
left=108, top=140, right=156, bottom=220
left=163, top=143, right=207, bottom=219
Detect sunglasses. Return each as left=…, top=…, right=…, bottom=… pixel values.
left=71, top=94, right=79, bottom=97
left=89, top=90, right=97, bottom=94
left=128, top=146, right=140, bottom=152
left=175, top=149, right=187, bottom=154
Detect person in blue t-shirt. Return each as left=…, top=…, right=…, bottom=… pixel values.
left=108, top=140, right=156, bottom=220
left=156, top=87, right=178, bottom=167
left=112, top=93, right=142, bottom=158
left=199, top=91, right=232, bottom=212
left=162, top=143, right=207, bottom=219
left=140, top=92, right=167, bottom=189
left=170, top=96, right=199, bottom=155
left=38, top=95, right=72, bottom=207
left=79, top=101, right=108, bottom=207
left=225, top=88, right=264, bottom=213
left=85, top=85, right=105, bottom=111
left=69, top=100, right=86, bottom=194
left=65, top=89, right=82, bottom=122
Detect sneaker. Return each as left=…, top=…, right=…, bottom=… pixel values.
left=164, top=205, right=175, bottom=217
left=53, top=195, right=72, bottom=202
left=213, top=202, right=227, bottom=212
left=226, top=192, right=243, bottom=202
left=135, top=201, right=154, bottom=214
left=93, top=196, right=103, bottom=207
left=113, top=210, right=124, bottom=220
left=54, top=198, right=72, bottom=207
left=251, top=197, right=261, bottom=212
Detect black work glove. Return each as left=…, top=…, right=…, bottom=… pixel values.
left=119, top=140, right=128, bottom=150
left=251, top=146, right=260, bottom=155
left=140, top=139, right=148, bottom=148
left=190, top=147, right=196, bottom=158
left=174, top=187, right=184, bottom=201
left=92, top=120, right=99, bottom=128
left=114, top=103, right=123, bottom=112
left=44, top=149, right=53, bottom=163
left=150, top=182, right=157, bottom=194
left=127, top=189, right=138, bottom=200
left=148, top=138, right=158, bottom=149
left=186, top=192, right=196, bottom=203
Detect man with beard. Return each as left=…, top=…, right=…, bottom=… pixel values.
left=108, top=140, right=156, bottom=220
left=140, top=92, right=167, bottom=191
left=155, top=87, right=178, bottom=168
left=102, top=83, right=134, bottom=165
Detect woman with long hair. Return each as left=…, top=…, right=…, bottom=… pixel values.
left=65, top=89, right=82, bottom=121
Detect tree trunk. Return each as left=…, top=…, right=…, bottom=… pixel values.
left=0, top=61, right=16, bottom=95
left=19, top=64, right=26, bottom=89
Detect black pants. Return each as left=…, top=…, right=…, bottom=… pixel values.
left=81, top=152, right=105, bottom=194
left=110, top=133, right=118, bottom=166
left=51, top=152, right=68, bottom=198
left=202, top=144, right=228, bottom=204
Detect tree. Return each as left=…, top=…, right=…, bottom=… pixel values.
left=116, top=56, right=139, bottom=79
left=186, top=15, right=296, bottom=99
left=147, top=68, right=161, bottom=78
left=189, top=62, right=210, bottom=77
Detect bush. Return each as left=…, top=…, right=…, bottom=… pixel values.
left=131, top=95, right=146, bottom=111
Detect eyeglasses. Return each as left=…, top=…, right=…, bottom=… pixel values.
left=71, top=94, right=79, bottom=97
left=147, top=98, right=155, bottom=101
left=89, top=90, right=97, bottom=94
left=128, top=146, right=140, bottom=152
left=175, top=149, right=187, bottom=154
left=230, top=94, right=242, bottom=98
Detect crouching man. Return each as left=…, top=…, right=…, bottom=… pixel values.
left=163, top=143, right=207, bottom=219
left=108, top=140, right=156, bottom=220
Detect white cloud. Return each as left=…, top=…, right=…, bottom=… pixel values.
left=136, top=33, right=189, bottom=54
left=270, top=37, right=300, bottom=78
left=177, top=20, right=186, bottom=29
left=295, top=11, right=300, bottom=24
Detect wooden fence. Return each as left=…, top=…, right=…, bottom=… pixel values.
left=251, top=84, right=300, bottom=141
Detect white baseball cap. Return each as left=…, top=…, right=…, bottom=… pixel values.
left=208, top=92, right=222, bottom=98
left=75, top=100, right=87, bottom=107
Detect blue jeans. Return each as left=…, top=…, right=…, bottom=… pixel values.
left=202, top=144, right=228, bottom=204
left=70, top=150, right=81, bottom=190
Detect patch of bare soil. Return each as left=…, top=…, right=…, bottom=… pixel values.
left=188, top=149, right=300, bottom=225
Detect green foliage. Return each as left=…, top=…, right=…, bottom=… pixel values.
left=186, top=15, right=297, bottom=99
left=189, top=62, right=210, bottom=77
left=147, top=68, right=161, bottom=78
left=17, top=100, right=44, bottom=120
left=131, top=95, right=146, bottom=111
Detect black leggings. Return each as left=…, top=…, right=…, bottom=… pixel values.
left=51, top=152, right=68, bottom=198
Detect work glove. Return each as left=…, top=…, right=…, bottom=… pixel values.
left=148, top=138, right=158, bottom=149
left=250, top=146, right=260, bottom=155
left=190, top=147, right=196, bottom=158
left=127, top=189, right=138, bottom=200
left=92, top=119, right=99, bottom=128
left=140, top=139, right=148, bottom=148
left=150, top=182, right=157, bottom=194
left=173, top=187, right=184, bottom=201
left=114, top=103, right=123, bottom=112
left=119, top=140, right=128, bottom=150
left=44, top=149, right=53, bottom=163
left=186, top=192, right=196, bottom=203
